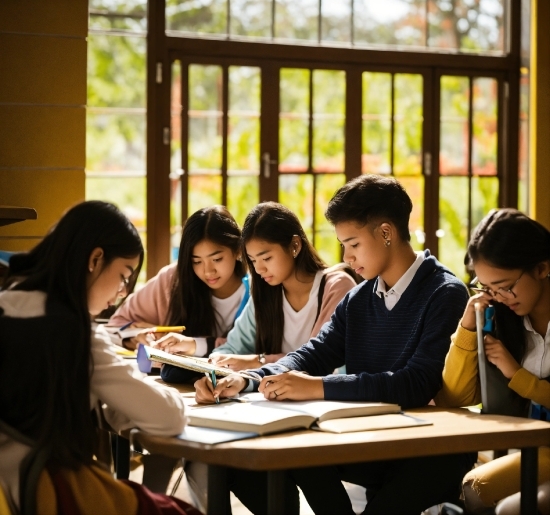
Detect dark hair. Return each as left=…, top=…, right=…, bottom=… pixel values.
left=242, top=202, right=326, bottom=354
left=325, top=174, right=413, bottom=241
left=466, top=208, right=550, bottom=363
left=3, top=200, right=144, bottom=469
left=167, top=206, right=245, bottom=335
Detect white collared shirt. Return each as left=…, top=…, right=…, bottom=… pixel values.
left=376, top=252, right=425, bottom=310
left=522, top=316, right=550, bottom=379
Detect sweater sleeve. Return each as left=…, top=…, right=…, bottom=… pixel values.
left=508, top=368, right=550, bottom=408
left=210, top=298, right=257, bottom=355
left=91, top=325, right=186, bottom=436
left=109, top=264, right=176, bottom=327
left=310, top=271, right=356, bottom=338
left=434, top=324, right=481, bottom=408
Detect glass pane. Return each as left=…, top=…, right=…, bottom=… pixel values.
left=90, top=0, right=146, bottom=12
left=274, top=0, right=318, bottom=42
left=280, top=68, right=310, bottom=172
left=439, top=176, right=469, bottom=280
left=166, top=0, right=227, bottom=35
left=230, top=0, right=272, bottom=39
left=88, top=34, right=146, bottom=108
left=188, top=65, right=223, bottom=174
left=518, top=71, right=529, bottom=213
left=428, top=0, right=505, bottom=55
left=89, top=13, right=147, bottom=32
left=86, top=176, right=146, bottom=233
left=312, top=70, right=345, bottom=172
left=471, top=176, right=498, bottom=229
left=228, top=66, right=260, bottom=175
left=170, top=178, right=182, bottom=263
left=394, top=73, right=423, bottom=176
left=171, top=60, right=182, bottom=177
left=362, top=72, right=391, bottom=174
left=472, top=77, right=497, bottom=176
left=227, top=176, right=259, bottom=227
left=315, top=174, right=346, bottom=265
left=354, top=0, right=426, bottom=48
left=188, top=175, right=223, bottom=215
left=86, top=112, right=146, bottom=173
left=440, top=76, right=469, bottom=176
left=279, top=174, right=314, bottom=241
left=321, top=1, right=351, bottom=44
left=399, top=176, right=425, bottom=251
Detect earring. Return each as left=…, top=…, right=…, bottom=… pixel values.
left=89, top=267, right=94, bottom=272
left=384, top=239, right=391, bottom=248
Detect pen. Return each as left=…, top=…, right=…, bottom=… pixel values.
left=119, top=321, right=134, bottom=331
left=210, top=370, right=220, bottom=404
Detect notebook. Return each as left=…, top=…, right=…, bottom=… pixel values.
left=187, top=393, right=402, bottom=435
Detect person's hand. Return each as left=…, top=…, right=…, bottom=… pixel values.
left=210, top=354, right=262, bottom=371
left=214, top=337, right=227, bottom=348
left=259, top=371, right=324, bottom=401
left=154, top=332, right=197, bottom=355
left=194, top=374, right=247, bottom=404
left=484, top=334, right=521, bottom=379
left=122, top=322, right=156, bottom=350
left=461, top=291, right=493, bottom=332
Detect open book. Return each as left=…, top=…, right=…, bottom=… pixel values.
left=187, top=393, right=410, bottom=435
left=143, top=346, right=259, bottom=381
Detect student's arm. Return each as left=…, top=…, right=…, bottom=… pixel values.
left=92, top=326, right=186, bottom=435
left=310, top=271, right=357, bottom=337
left=434, top=325, right=481, bottom=408
left=509, top=368, right=550, bottom=408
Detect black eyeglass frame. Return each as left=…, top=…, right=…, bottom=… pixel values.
left=468, top=270, right=525, bottom=300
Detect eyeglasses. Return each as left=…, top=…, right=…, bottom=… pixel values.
left=117, top=275, right=131, bottom=293
left=469, top=270, right=525, bottom=300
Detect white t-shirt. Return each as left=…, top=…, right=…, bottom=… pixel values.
left=194, top=282, right=246, bottom=356
left=522, top=316, right=550, bottom=379
left=281, top=271, right=324, bottom=354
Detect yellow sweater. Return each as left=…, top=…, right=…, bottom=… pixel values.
left=434, top=324, right=550, bottom=409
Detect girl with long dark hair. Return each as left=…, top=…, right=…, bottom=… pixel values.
left=109, top=205, right=249, bottom=360
left=0, top=201, right=193, bottom=513
left=435, top=208, right=550, bottom=513
left=196, top=201, right=356, bottom=372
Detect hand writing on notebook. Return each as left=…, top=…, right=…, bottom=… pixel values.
left=259, top=371, right=324, bottom=401
left=154, top=332, right=197, bottom=355
left=483, top=334, right=521, bottom=379
left=194, top=374, right=246, bottom=404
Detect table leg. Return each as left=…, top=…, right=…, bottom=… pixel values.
left=207, top=465, right=230, bottom=515
left=520, top=447, right=538, bottom=515
left=141, top=454, right=179, bottom=493
left=267, top=470, right=286, bottom=515
left=114, top=434, right=130, bottom=480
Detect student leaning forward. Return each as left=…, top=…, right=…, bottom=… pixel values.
left=195, top=175, right=476, bottom=515
left=435, top=208, right=550, bottom=514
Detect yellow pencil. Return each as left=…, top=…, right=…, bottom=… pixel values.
left=144, top=326, right=186, bottom=333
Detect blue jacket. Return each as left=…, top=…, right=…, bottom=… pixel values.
left=252, top=251, right=468, bottom=409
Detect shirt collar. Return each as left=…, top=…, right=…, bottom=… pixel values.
left=522, top=315, right=550, bottom=337
left=376, top=251, right=425, bottom=298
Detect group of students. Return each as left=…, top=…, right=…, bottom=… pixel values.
left=0, top=173, right=549, bottom=515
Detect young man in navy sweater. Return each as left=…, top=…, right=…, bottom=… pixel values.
left=196, top=175, right=476, bottom=514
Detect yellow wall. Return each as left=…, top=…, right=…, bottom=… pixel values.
left=530, top=0, right=550, bottom=228
left=0, top=0, right=87, bottom=251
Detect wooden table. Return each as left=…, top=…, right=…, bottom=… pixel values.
left=0, top=206, right=37, bottom=227
left=132, top=406, right=550, bottom=515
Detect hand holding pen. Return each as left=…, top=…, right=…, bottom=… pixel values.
left=194, top=373, right=248, bottom=405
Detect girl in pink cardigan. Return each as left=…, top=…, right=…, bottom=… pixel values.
left=109, top=206, right=249, bottom=357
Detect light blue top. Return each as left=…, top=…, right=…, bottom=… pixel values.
left=211, top=298, right=257, bottom=355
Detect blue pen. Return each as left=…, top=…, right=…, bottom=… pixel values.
left=210, top=370, right=220, bottom=404
left=119, top=320, right=134, bottom=331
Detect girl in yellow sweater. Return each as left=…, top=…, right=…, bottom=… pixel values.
left=435, top=208, right=550, bottom=513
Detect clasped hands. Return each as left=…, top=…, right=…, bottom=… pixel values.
left=194, top=370, right=324, bottom=404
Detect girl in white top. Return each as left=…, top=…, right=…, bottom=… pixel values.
left=0, top=201, right=186, bottom=509
left=109, top=206, right=249, bottom=361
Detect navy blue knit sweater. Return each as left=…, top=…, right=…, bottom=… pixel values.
left=255, top=251, right=468, bottom=409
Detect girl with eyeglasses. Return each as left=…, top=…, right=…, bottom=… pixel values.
left=435, top=208, right=550, bottom=514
